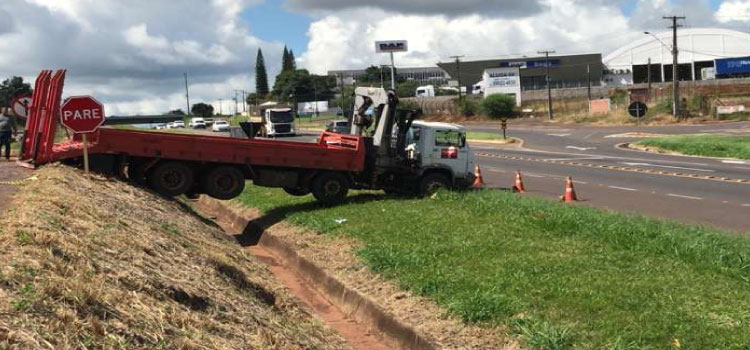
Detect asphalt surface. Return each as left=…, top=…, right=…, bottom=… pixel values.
left=468, top=120, right=750, bottom=234
left=166, top=121, right=750, bottom=233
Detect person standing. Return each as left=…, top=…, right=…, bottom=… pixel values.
left=0, top=108, right=18, bottom=160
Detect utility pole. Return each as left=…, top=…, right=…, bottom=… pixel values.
left=218, top=99, right=224, bottom=116
left=450, top=55, right=465, bottom=102
left=184, top=72, right=191, bottom=115
left=664, top=16, right=685, bottom=118
left=538, top=50, right=556, bottom=120
left=389, top=52, right=396, bottom=90
left=586, top=64, right=592, bottom=101
left=647, top=57, right=652, bottom=94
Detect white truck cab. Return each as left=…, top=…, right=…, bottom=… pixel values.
left=261, top=108, right=296, bottom=137
left=404, top=121, right=477, bottom=189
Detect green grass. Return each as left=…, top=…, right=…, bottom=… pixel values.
left=637, top=135, right=750, bottom=160
left=466, top=131, right=507, bottom=141
left=236, top=187, right=750, bottom=349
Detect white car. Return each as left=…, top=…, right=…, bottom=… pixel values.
left=170, top=121, right=185, bottom=128
left=212, top=120, right=230, bottom=132
left=188, top=117, right=206, bottom=129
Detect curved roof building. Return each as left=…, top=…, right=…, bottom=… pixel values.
left=604, top=28, right=750, bottom=84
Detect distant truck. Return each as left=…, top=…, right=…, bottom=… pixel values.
left=416, top=85, right=436, bottom=98
left=259, top=108, right=296, bottom=137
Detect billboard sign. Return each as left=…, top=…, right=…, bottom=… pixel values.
left=483, top=67, right=522, bottom=106
left=376, top=40, right=409, bottom=53
left=715, top=57, right=750, bottom=76
left=499, top=59, right=560, bottom=69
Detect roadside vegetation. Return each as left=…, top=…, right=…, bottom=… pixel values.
left=636, top=134, right=750, bottom=160
left=0, top=165, right=347, bottom=349
left=237, top=186, right=750, bottom=349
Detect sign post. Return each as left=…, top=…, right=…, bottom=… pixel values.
left=60, top=96, right=106, bottom=174
left=375, top=40, right=408, bottom=90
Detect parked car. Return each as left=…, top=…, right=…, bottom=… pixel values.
left=188, top=117, right=206, bottom=129
left=154, top=123, right=168, bottom=130
left=171, top=121, right=185, bottom=128
left=212, top=120, right=230, bottom=132
left=203, top=118, right=215, bottom=126
left=325, top=120, right=351, bottom=134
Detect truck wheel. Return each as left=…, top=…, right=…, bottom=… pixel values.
left=148, top=161, right=195, bottom=197
left=311, top=172, right=349, bottom=204
left=420, top=174, right=450, bottom=197
left=284, top=187, right=310, bottom=197
left=203, top=166, right=245, bottom=200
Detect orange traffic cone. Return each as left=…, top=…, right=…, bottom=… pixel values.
left=473, top=165, right=485, bottom=189
left=512, top=171, right=526, bottom=193
left=560, top=176, right=578, bottom=202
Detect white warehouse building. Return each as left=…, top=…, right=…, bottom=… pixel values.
left=604, top=28, right=750, bottom=85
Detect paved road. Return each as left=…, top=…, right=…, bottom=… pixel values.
left=468, top=121, right=750, bottom=234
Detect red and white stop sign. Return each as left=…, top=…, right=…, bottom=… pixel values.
left=60, top=96, right=106, bottom=133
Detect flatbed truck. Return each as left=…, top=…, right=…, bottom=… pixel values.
left=21, top=70, right=478, bottom=204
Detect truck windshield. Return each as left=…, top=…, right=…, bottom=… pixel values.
left=270, top=111, right=294, bottom=123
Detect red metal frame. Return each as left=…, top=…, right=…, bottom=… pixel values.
left=22, top=70, right=366, bottom=173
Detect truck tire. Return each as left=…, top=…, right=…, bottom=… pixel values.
left=284, top=187, right=310, bottom=197
left=203, top=166, right=245, bottom=200
left=311, top=172, right=349, bottom=204
left=148, top=161, right=195, bottom=197
left=420, top=173, right=450, bottom=197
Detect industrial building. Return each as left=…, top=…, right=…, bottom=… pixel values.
left=437, top=53, right=603, bottom=92
left=328, top=66, right=450, bottom=86
left=603, top=28, right=750, bottom=85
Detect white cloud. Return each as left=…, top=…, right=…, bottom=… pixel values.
left=299, top=0, right=635, bottom=75
left=0, top=0, right=277, bottom=115
left=716, top=0, right=750, bottom=22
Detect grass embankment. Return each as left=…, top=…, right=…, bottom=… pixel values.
left=0, top=165, right=347, bottom=349
left=237, top=187, right=750, bottom=349
left=636, top=135, right=750, bottom=160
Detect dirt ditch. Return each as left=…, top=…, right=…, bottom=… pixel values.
left=194, top=197, right=516, bottom=350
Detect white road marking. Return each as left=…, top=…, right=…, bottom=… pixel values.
left=722, top=160, right=748, bottom=165
left=565, top=146, right=596, bottom=151
left=742, top=204, right=750, bottom=208
left=511, top=148, right=711, bottom=166
left=620, top=162, right=715, bottom=173
left=608, top=186, right=638, bottom=192
left=548, top=133, right=572, bottom=137
left=668, top=194, right=703, bottom=200
left=543, top=157, right=603, bottom=162
left=523, top=173, right=546, bottom=178
left=736, top=167, right=750, bottom=171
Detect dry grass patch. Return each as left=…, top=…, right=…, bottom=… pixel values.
left=0, top=165, right=348, bottom=350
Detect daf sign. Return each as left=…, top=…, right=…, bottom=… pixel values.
left=375, top=40, right=409, bottom=53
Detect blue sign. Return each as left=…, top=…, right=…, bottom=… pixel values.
left=499, top=60, right=561, bottom=69
left=715, top=57, right=750, bottom=75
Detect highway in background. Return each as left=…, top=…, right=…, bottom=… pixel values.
left=469, top=121, right=750, bottom=233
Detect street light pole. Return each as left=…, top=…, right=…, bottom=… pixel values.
left=450, top=55, right=465, bottom=102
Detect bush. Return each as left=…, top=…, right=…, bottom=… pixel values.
left=455, top=98, right=478, bottom=117
left=480, top=94, right=517, bottom=119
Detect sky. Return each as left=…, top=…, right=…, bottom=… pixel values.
left=1, top=0, right=749, bottom=115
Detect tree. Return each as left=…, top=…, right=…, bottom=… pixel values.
left=481, top=94, right=517, bottom=119
left=0, top=76, right=32, bottom=108
left=246, top=92, right=262, bottom=107
left=168, top=109, right=186, bottom=115
left=255, top=49, right=270, bottom=96
left=272, top=69, right=336, bottom=103
left=191, top=103, right=214, bottom=118
left=282, top=46, right=295, bottom=72
left=288, top=49, right=297, bottom=70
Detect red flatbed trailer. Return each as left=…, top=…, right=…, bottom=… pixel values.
left=20, top=70, right=367, bottom=203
